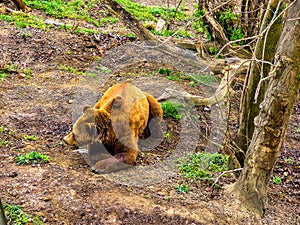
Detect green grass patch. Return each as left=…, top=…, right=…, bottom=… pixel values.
left=0, top=63, right=33, bottom=81
left=24, top=0, right=89, bottom=19
left=23, top=134, right=37, bottom=141
left=59, top=65, right=85, bottom=75
left=176, top=184, right=189, bottom=193
left=4, top=203, right=43, bottom=225
left=0, top=14, right=51, bottom=30
left=15, top=151, right=50, bottom=165
left=178, top=152, right=228, bottom=182
left=161, top=101, right=184, bottom=120
left=24, top=0, right=118, bottom=26
left=117, top=0, right=189, bottom=22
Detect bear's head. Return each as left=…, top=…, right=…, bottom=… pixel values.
left=63, top=95, right=123, bottom=148
left=63, top=106, right=111, bottom=148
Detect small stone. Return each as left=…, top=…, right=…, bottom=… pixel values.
left=204, top=106, right=210, bottom=111
left=68, top=99, right=74, bottom=104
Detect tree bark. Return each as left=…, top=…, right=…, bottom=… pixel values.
left=235, top=0, right=284, bottom=157
left=229, top=0, right=300, bottom=216
left=0, top=198, right=6, bottom=225
left=11, top=0, right=30, bottom=11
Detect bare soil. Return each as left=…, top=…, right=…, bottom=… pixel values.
left=0, top=1, right=299, bottom=224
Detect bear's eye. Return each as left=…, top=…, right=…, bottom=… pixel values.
left=86, top=123, right=97, bottom=136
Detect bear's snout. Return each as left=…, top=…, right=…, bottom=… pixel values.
left=63, top=132, right=77, bottom=146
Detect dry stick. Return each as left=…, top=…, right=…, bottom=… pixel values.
left=254, top=0, right=285, bottom=103
left=3, top=6, right=26, bottom=15
left=171, top=0, right=184, bottom=24
left=211, top=168, right=243, bottom=187
left=287, top=16, right=300, bottom=21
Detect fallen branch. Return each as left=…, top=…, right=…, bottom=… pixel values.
left=158, top=59, right=249, bottom=106
left=101, top=0, right=157, bottom=41
left=0, top=4, right=27, bottom=15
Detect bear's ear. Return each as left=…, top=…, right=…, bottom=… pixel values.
left=94, top=109, right=111, bottom=128
left=83, top=105, right=91, bottom=114
left=113, top=95, right=123, bottom=108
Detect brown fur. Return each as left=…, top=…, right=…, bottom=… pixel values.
left=63, top=83, right=163, bottom=173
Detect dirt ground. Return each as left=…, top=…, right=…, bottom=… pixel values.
left=0, top=1, right=299, bottom=224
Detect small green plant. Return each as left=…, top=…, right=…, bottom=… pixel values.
left=165, top=196, right=171, bottom=201
left=23, top=134, right=37, bottom=141
left=0, top=70, right=8, bottom=82
left=23, top=68, right=33, bottom=78
left=125, top=33, right=137, bottom=39
left=178, top=152, right=228, bottom=182
left=0, top=140, right=11, bottom=147
left=59, top=65, right=84, bottom=75
left=15, top=151, right=50, bottom=165
left=189, top=81, right=196, bottom=87
left=217, top=8, right=244, bottom=45
left=65, top=50, right=72, bottom=55
left=1, top=64, right=33, bottom=79
left=272, top=176, right=282, bottom=185
left=167, top=74, right=181, bottom=81
left=230, top=27, right=244, bottom=43
left=160, top=101, right=184, bottom=120
left=176, top=184, right=189, bottom=193
left=4, top=203, right=43, bottom=225
left=85, top=72, right=98, bottom=79
left=157, top=67, right=173, bottom=76
left=209, top=47, right=219, bottom=55
left=0, top=126, right=5, bottom=132
left=295, top=125, right=300, bottom=133
left=157, top=68, right=184, bottom=81
left=100, top=17, right=119, bottom=24
left=96, top=66, right=112, bottom=74
left=20, top=31, right=32, bottom=38
left=284, top=158, right=294, bottom=164
left=4, top=63, right=19, bottom=72
left=164, top=131, right=171, bottom=143
left=193, top=7, right=209, bottom=37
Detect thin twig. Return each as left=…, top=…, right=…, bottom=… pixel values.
left=211, top=168, right=243, bottom=187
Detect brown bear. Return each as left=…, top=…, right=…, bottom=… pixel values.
left=63, top=83, right=163, bottom=174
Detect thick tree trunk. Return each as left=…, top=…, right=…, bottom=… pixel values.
left=235, top=0, right=284, bottom=157
left=229, top=0, right=300, bottom=216
left=11, top=0, right=30, bottom=11
left=0, top=198, right=6, bottom=225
